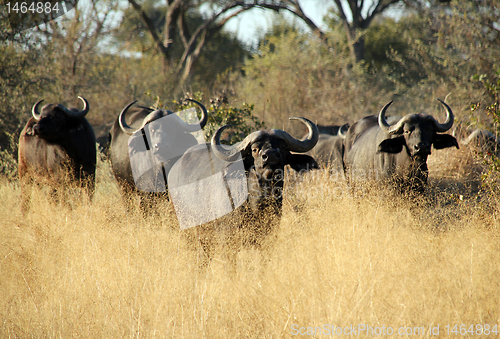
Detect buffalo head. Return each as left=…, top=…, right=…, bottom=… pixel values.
left=30, top=96, right=89, bottom=140
left=377, top=99, right=459, bottom=158
left=211, top=117, right=319, bottom=212
left=119, top=99, right=207, bottom=168
left=375, top=99, right=459, bottom=191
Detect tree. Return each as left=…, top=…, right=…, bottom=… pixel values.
left=125, top=0, right=404, bottom=84
left=125, top=0, right=260, bottom=85
left=253, top=0, right=403, bottom=63
left=0, top=17, right=40, bottom=179
left=115, top=1, right=249, bottom=90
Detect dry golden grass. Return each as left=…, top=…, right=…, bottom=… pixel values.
left=1, top=152, right=500, bottom=338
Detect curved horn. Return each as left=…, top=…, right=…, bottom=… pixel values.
left=61, top=96, right=89, bottom=118
left=211, top=125, right=263, bottom=162
left=184, top=99, right=208, bottom=130
left=378, top=101, right=407, bottom=135
left=212, top=117, right=318, bottom=162
left=32, top=100, right=44, bottom=120
left=337, top=123, right=349, bottom=138
left=269, top=117, right=319, bottom=152
left=434, top=99, right=454, bottom=132
left=119, top=101, right=139, bottom=136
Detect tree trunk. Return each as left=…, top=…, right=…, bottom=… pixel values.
left=349, top=31, right=365, bottom=64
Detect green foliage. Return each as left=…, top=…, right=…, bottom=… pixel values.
left=364, top=17, right=410, bottom=72
left=237, top=28, right=392, bottom=131
left=143, top=91, right=266, bottom=144
left=0, top=24, right=48, bottom=178
left=201, top=101, right=266, bottom=145
left=472, top=70, right=500, bottom=195
left=113, top=2, right=249, bottom=89
left=386, top=1, right=500, bottom=105
left=113, top=0, right=164, bottom=54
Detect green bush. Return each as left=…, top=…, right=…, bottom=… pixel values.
left=472, top=70, right=500, bottom=195
left=145, top=92, right=266, bottom=144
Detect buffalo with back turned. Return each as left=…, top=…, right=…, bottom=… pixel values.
left=168, top=117, right=319, bottom=267
left=108, top=99, right=208, bottom=213
left=343, top=99, right=459, bottom=193
left=309, top=124, right=348, bottom=174
left=18, top=96, right=96, bottom=212
left=453, top=125, right=500, bottom=155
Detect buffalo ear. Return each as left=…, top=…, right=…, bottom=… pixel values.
left=378, top=136, right=405, bottom=153
left=433, top=134, right=459, bottom=150
left=287, top=154, right=319, bottom=172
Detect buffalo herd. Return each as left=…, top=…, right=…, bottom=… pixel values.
left=17, top=96, right=497, bottom=266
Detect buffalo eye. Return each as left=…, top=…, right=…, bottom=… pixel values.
left=404, top=126, right=415, bottom=134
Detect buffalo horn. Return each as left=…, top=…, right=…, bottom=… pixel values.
left=434, top=99, right=454, bottom=132
left=119, top=101, right=139, bottom=136
left=211, top=117, right=319, bottom=162
left=61, top=96, right=89, bottom=118
left=211, top=126, right=261, bottom=162
left=120, top=100, right=208, bottom=136
left=32, top=100, right=44, bottom=120
left=268, top=117, right=319, bottom=152
left=378, top=101, right=407, bottom=135
left=184, top=99, right=208, bottom=131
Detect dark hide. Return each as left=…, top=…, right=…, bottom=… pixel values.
left=18, top=103, right=96, bottom=212
left=168, top=132, right=318, bottom=268
left=309, top=134, right=345, bottom=175
left=108, top=106, right=202, bottom=214
left=343, top=114, right=458, bottom=193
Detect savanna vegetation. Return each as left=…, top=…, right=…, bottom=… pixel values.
left=1, top=0, right=500, bottom=337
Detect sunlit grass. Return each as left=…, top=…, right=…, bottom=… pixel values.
left=1, top=152, right=499, bottom=338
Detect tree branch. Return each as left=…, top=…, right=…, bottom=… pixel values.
left=127, top=0, right=169, bottom=58
left=333, top=0, right=351, bottom=30
left=251, top=0, right=329, bottom=44
left=164, top=0, right=184, bottom=48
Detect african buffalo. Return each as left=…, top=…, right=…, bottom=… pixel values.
left=309, top=125, right=348, bottom=173
left=459, top=129, right=499, bottom=154
left=18, top=97, right=96, bottom=212
left=168, top=117, right=319, bottom=267
left=108, top=99, right=208, bottom=213
left=343, top=99, right=459, bottom=193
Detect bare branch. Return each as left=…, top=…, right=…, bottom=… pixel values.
left=164, top=0, right=184, bottom=48
left=333, top=0, right=351, bottom=30
left=127, top=0, right=169, bottom=58
left=251, top=0, right=329, bottom=43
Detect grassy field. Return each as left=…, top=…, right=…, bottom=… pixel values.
left=1, top=148, right=499, bottom=338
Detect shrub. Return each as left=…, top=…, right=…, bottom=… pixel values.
left=472, top=71, right=500, bottom=196
left=145, top=91, right=266, bottom=144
